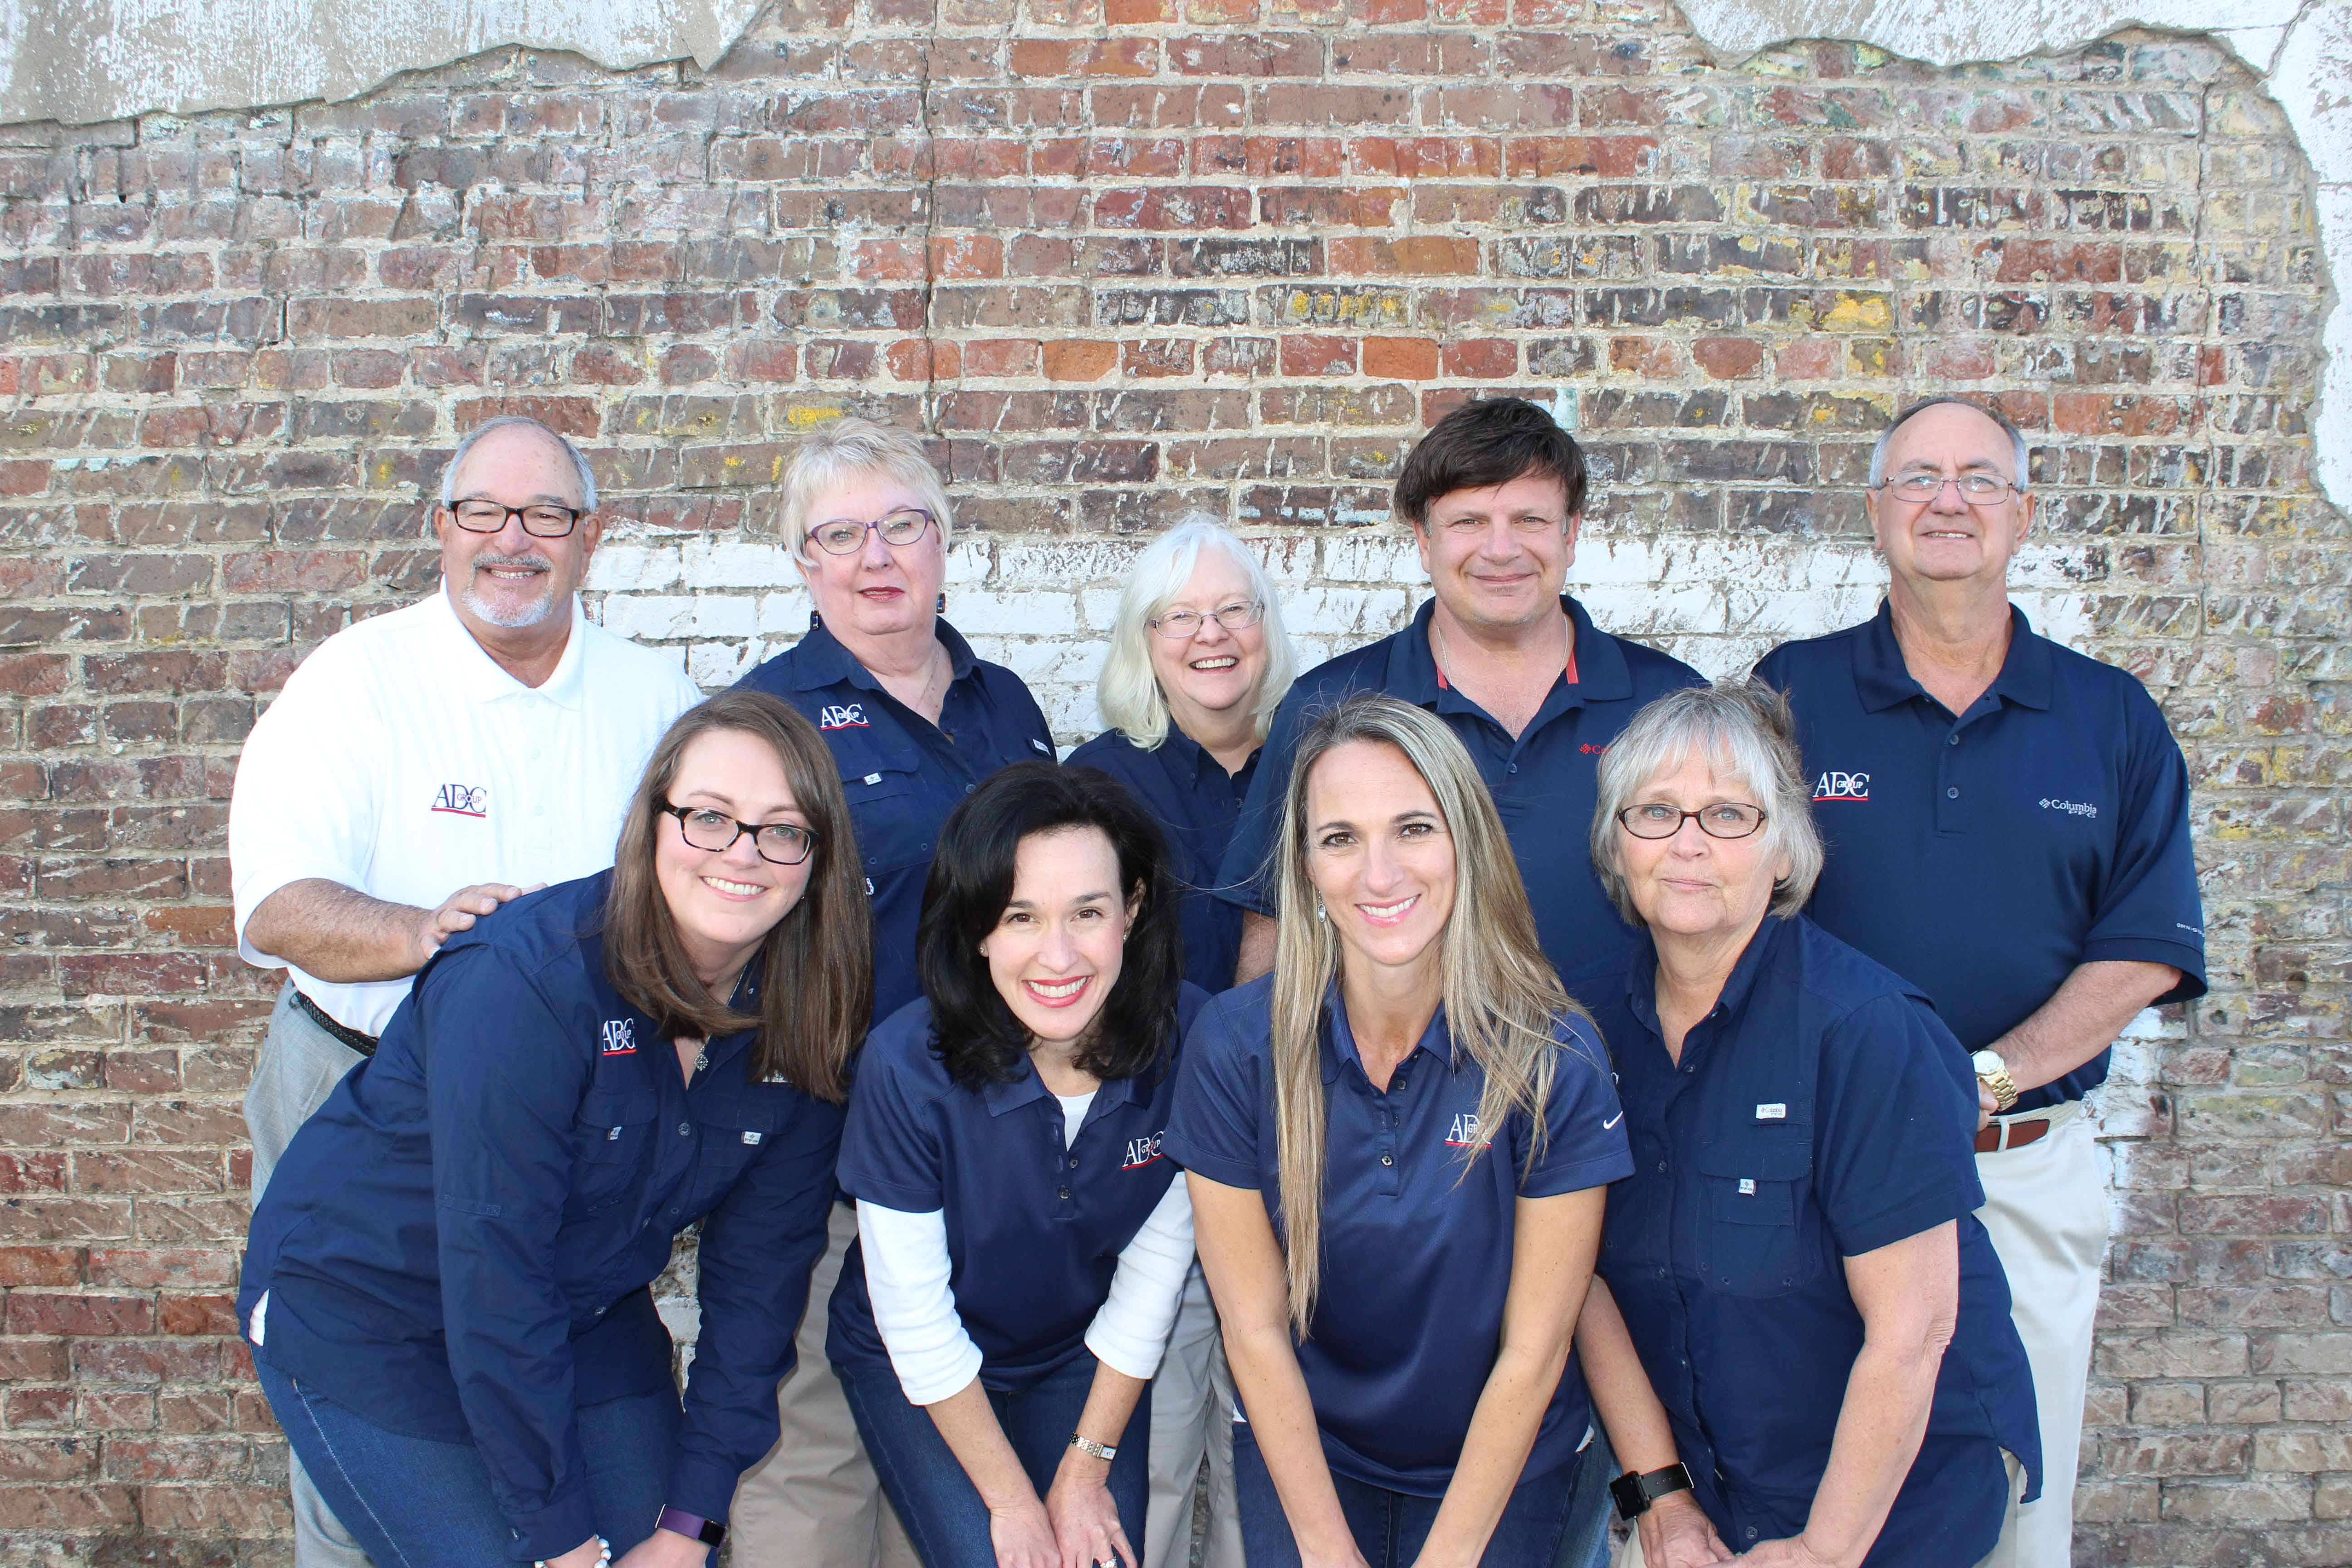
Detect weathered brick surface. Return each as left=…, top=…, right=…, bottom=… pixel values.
left=0, top=5, right=2341, bottom=1561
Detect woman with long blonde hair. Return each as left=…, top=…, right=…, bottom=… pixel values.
left=1164, top=692, right=1632, bottom=1567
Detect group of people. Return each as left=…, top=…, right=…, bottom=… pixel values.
left=229, top=393, right=2206, bottom=1568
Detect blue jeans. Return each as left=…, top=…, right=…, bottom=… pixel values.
left=1232, top=1419, right=1582, bottom=1568
left=1553, top=1425, right=1617, bottom=1568
left=255, top=1358, right=678, bottom=1566
left=837, top=1354, right=1151, bottom=1568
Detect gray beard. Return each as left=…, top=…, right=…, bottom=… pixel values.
left=458, top=559, right=561, bottom=628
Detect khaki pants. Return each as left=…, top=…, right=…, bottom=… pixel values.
left=245, top=984, right=378, bottom=1568
left=731, top=1203, right=917, bottom=1568
left=1142, top=1262, right=1244, bottom=1568
left=1975, top=1107, right=2105, bottom=1568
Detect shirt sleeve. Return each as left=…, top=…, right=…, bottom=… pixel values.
left=1083, top=1177, right=1196, bottom=1380
left=670, top=1090, right=845, bottom=1524
left=228, top=643, right=383, bottom=963
left=855, top=1202, right=986, bottom=1405
left=1213, top=686, right=1310, bottom=919
left=416, top=946, right=603, bottom=1563
left=2080, top=689, right=2206, bottom=1001
left=1813, top=993, right=1985, bottom=1258
left=1517, top=1016, right=1637, bottom=1198
left=835, top=1036, right=947, bottom=1212
left=1162, top=996, right=1266, bottom=1191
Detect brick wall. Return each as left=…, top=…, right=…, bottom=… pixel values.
left=0, top=1, right=2343, bottom=1561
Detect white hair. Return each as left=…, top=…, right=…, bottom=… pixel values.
left=776, top=417, right=955, bottom=563
left=1095, top=515, right=1297, bottom=750
left=440, top=416, right=598, bottom=510
left=1867, top=396, right=2032, bottom=492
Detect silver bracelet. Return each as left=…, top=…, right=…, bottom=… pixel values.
left=534, top=1537, right=612, bottom=1568
left=1068, top=1433, right=1117, bottom=1463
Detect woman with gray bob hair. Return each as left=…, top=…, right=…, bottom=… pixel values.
left=1568, top=677, right=2041, bottom=1568
left=1068, top=516, right=1297, bottom=1568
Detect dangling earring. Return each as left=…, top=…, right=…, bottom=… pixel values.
left=1314, top=896, right=1326, bottom=922
left=936, top=591, right=947, bottom=613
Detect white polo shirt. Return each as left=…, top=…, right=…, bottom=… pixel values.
left=229, top=583, right=702, bottom=1037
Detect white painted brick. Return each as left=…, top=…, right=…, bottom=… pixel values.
left=683, top=538, right=800, bottom=590
left=755, top=588, right=816, bottom=633
left=688, top=641, right=755, bottom=689
left=586, top=543, right=682, bottom=593
left=599, top=594, right=696, bottom=641
left=687, top=594, right=759, bottom=638
left=949, top=591, right=1083, bottom=638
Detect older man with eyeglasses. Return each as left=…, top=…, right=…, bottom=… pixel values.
left=229, top=414, right=700, bottom=1567
left=1754, top=397, right=2206, bottom=1568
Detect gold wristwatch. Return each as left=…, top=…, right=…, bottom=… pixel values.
left=1971, top=1049, right=2019, bottom=1113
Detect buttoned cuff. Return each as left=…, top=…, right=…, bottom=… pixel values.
left=502, top=1485, right=600, bottom=1564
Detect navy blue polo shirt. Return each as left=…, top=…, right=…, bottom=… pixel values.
left=1216, top=596, right=1704, bottom=995
left=1589, top=915, right=2041, bottom=1565
left=1754, top=603, right=2205, bottom=1109
left=828, top=985, right=1211, bottom=1392
left=734, top=617, right=1055, bottom=1026
left=1066, top=725, right=1257, bottom=993
left=1164, top=976, right=1633, bottom=1497
left=238, top=872, right=845, bottom=1563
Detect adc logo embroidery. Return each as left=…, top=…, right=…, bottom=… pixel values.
left=1812, top=770, right=1870, bottom=803
left=1122, top=1132, right=1165, bottom=1171
left=1446, top=1111, right=1485, bottom=1149
left=2039, top=798, right=2098, bottom=819
left=819, top=704, right=870, bottom=730
left=599, top=1019, right=637, bottom=1057
left=431, top=782, right=489, bottom=818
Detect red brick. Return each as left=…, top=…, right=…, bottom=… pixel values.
left=1280, top=335, right=1358, bottom=375
left=1042, top=341, right=1120, bottom=382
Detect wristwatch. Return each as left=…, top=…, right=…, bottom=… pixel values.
left=1068, top=1433, right=1118, bottom=1463
left=1971, top=1049, right=2020, bottom=1113
left=655, top=1507, right=725, bottom=1547
left=1610, top=1462, right=1695, bottom=1521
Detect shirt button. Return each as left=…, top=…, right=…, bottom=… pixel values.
left=1946, top=786, right=1960, bottom=799
left=1507, top=763, right=1518, bottom=774
left=677, top=1122, right=692, bottom=1137
left=1068, top=1158, right=1079, bottom=1170
left=1947, top=734, right=1960, bottom=746
left=1058, top=1187, right=1072, bottom=1200
left=1379, top=1153, right=1394, bottom=1167
left=1657, top=1161, right=1668, bottom=1173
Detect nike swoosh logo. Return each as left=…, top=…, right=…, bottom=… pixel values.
left=1602, top=1112, right=1623, bottom=1130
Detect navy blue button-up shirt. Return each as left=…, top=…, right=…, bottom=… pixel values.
left=734, top=617, right=1055, bottom=1027
left=1166, top=976, right=1633, bottom=1497
left=238, top=873, right=845, bottom=1562
left=1590, top=916, right=2040, bottom=1565
left=1754, top=603, right=2206, bottom=1109
left=829, top=986, right=1210, bottom=1392
left=1066, top=725, right=1258, bottom=993
left=1216, top=596, right=1704, bottom=995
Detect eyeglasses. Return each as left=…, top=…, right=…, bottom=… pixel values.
left=1616, top=802, right=1768, bottom=840
left=446, top=500, right=587, bottom=538
left=809, top=508, right=936, bottom=556
left=660, top=803, right=818, bottom=865
left=1876, top=473, right=2018, bottom=505
left=1150, top=599, right=1264, bottom=639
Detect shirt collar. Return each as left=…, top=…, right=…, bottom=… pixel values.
left=1318, top=981, right=1449, bottom=1086
left=1852, top=599, right=2053, bottom=715
left=1623, top=915, right=1789, bottom=1052
left=1151, top=722, right=1254, bottom=789
left=1383, top=593, right=1632, bottom=714
left=977, top=1050, right=1147, bottom=1117
left=781, top=614, right=982, bottom=695
left=430, top=581, right=587, bottom=710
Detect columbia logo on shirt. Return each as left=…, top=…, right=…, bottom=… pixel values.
left=1812, top=770, right=1870, bottom=803
left=819, top=704, right=870, bottom=730
left=430, top=782, right=489, bottom=818
left=1446, top=1111, right=1485, bottom=1149
left=2039, top=797, right=2098, bottom=818
left=599, top=1020, right=637, bottom=1057
left=1122, top=1132, right=1165, bottom=1171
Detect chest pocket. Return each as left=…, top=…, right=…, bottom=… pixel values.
left=842, top=765, right=941, bottom=879
left=574, top=1089, right=659, bottom=1212
left=1698, top=1137, right=1818, bottom=1298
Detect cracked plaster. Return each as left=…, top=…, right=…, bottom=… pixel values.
left=1, top=0, right=2347, bottom=506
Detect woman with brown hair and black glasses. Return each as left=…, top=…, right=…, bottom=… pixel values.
left=239, top=690, right=870, bottom=1568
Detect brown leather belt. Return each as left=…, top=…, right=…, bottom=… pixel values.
left=293, top=989, right=380, bottom=1058
left=1975, top=1117, right=2050, bottom=1155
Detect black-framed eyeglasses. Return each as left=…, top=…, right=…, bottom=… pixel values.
left=1616, top=802, right=1768, bottom=840
left=809, top=508, right=936, bottom=556
left=1873, top=473, right=2018, bottom=505
left=445, top=500, right=587, bottom=538
left=1150, top=598, right=1264, bottom=639
left=659, top=802, right=818, bottom=865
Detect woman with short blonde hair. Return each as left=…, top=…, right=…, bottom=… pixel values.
left=1166, top=692, right=1632, bottom=1567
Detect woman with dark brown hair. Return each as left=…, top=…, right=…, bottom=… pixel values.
left=238, top=690, right=870, bottom=1568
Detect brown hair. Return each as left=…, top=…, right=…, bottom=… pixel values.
left=603, top=690, right=871, bottom=1102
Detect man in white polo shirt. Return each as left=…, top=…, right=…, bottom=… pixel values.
left=230, top=415, right=700, bottom=1566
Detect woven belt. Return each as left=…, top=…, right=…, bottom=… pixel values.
left=292, top=989, right=380, bottom=1058
left=1974, top=1116, right=2051, bottom=1155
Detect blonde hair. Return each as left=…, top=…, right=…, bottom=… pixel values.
left=1096, top=516, right=1298, bottom=749
left=1588, top=680, right=1824, bottom=926
left=1267, top=693, right=1589, bottom=1334
left=777, top=418, right=955, bottom=563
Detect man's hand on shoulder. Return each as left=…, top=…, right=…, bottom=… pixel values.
left=408, top=882, right=533, bottom=970
left=245, top=877, right=536, bottom=985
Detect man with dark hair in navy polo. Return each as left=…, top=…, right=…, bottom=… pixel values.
left=1220, top=397, right=1705, bottom=1000
left=1754, top=396, right=2206, bottom=1568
